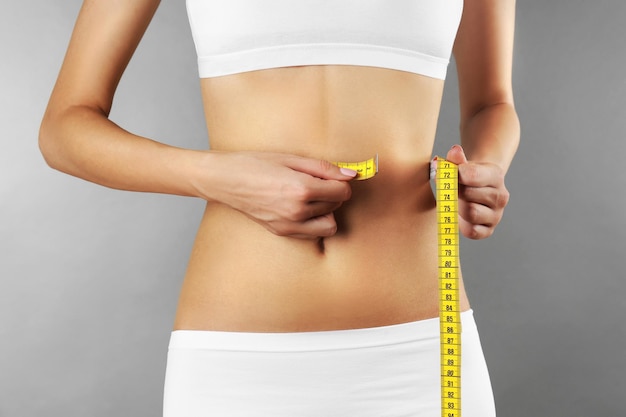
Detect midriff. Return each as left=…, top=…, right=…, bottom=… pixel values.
left=173, top=65, right=470, bottom=332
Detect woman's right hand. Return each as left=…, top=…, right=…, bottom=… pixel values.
left=196, top=151, right=357, bottom=239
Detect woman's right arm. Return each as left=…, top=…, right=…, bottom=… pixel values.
left=39, top=0, right=204, bottom=196
left=39, top=0, right=354, bottom=238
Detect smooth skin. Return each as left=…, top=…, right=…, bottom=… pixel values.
left=40, top=0, right=519, bottom=332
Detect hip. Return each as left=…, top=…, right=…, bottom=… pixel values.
left=163, top=309, right=495, bottom=417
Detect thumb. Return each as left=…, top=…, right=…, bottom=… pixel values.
left=289, top=157, right=358, bottom=181
left=445, top=145, right=468, bottom=166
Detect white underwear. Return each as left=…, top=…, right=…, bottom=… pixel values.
left=163, top=310, right=496, bottom=417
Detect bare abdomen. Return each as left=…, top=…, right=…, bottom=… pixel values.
left=173, top=65, right=470, bottom=331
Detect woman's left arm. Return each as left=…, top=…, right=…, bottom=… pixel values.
left=446, top=0, right=521, bottom=239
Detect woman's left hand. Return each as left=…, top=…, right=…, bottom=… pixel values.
left=445, top=145, right=510, bottom=239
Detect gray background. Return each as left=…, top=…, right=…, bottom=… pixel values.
left=1, top=1, right=624, bottom=416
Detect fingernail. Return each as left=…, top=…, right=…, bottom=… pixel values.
left=340, top=167, right=357, bottom=177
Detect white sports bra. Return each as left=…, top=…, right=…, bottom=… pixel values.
left=186, top=0, right=463, bottom=80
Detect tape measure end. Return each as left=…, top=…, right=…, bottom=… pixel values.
left=429, top=157, right=439, bottom=181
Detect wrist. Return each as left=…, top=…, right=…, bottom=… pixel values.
left=180, top=149, right=221, bottom=200
left=460, top=103, right=520, bottom=175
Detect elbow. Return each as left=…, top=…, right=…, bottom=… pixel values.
left=38, top=104, right=81, bottom=172
left=38, top=113, right=62, bottom=170
left=39, top=103, right=111, bottom=177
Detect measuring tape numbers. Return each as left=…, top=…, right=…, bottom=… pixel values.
left=333, top=154, right=378, bottom=180
left=434, top=157, right=462, bottom=417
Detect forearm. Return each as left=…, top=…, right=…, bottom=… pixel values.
left=39, top=105, right=210, bottom=198
left=38, top=104, right=359, bottom=238
left=460, top=102, right=520, bottom=174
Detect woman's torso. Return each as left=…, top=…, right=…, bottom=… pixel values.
left=173, top=65, right=469, bottom=332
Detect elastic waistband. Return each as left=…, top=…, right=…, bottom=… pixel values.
left=169, top=310, right=475, bottom=353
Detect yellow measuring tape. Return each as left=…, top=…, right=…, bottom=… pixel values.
left=434, top=157, right=462, bottom=417
left=333, top=154, right=378, bottom=180
left=333, top=155, right=461, bottom=416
